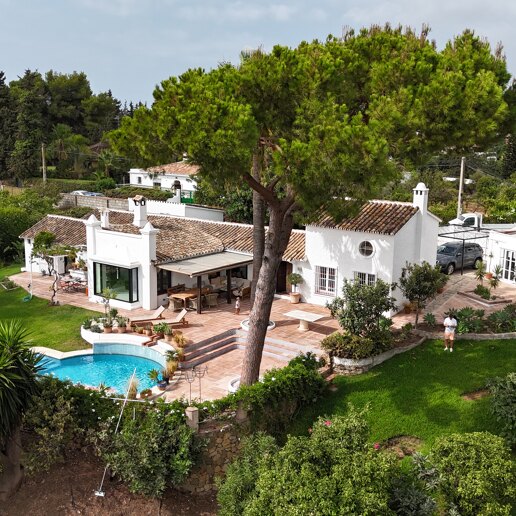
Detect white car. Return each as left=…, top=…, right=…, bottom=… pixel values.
left=69, top=190, right=90, bottom=196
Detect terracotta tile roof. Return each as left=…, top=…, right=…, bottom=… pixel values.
left=311, top=201, right=418, bottom=235
left=145, top=161, right=200, bottom=177
left=22, top=210, right=306, bottom=263
left=19, top=215, right=86, bottom=246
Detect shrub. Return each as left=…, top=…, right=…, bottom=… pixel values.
left=430, top=432, right=515, bottom=515
left=198, top=353, right=326, bottom=436
left=474, top=284, right=491, bottom=300
left=487, top=372, right=516, bottom=447
left=104, top=186, right=172, bottom=201
left=422, top=312, right=436, bottom=326
left=334, top=279, right=397, bottom=340
left=231, top=408, right=398, bottom=515
left=95, top=177, right=117, bottom=192
left=82, top=318, right=92, bottom=330
left=321, top=331, right=377, bottom=360
left=487, top=304, right=516, bottom=333
left=90, top=323, right=102, bottom=333
left=456, top=307, right=485, bottom=334
left=216, top=433, right=278, bottom=516
left=94, top=401, right=200, bottom=498
left=23, top=376, right=115, bottom=474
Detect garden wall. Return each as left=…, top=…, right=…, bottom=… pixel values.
left=179, top=420, right=242, bottom=493
left=60, top=193, right=127, bottom=211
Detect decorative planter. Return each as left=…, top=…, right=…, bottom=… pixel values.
left=485, top=272, right=493, bottom=280
left=157, top=381, right=167, bottom=391
left=118, top=326, right=126, bottom=334
left=289, top=292, right=301, bottom=304
left=103, top=327, right=112, bottom=334
left=145, top=329, right=153, bottom=337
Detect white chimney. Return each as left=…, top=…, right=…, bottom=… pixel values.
left=413, top=182, right=429, bottom=215
left=100, top=209, right=110, bottom=229
left=132, top=195, right=148, bottom=228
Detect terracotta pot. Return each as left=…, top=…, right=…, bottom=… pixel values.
left=290, top=292, right=301, bottom=304
left=118, top=326, right=126, bottom=334
left=485, top=272, right=493, bottom=280
left=145, top=329, right=153, bottom=337
left=103, top=327, right=112, bottom=334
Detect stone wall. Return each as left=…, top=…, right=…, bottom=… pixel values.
left=60, top=193, right=128, bottom=211
left=179, top=420, right=243, bottom=493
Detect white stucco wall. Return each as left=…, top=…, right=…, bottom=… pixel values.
left=128, top=169, right=197, bottom=191
left=127, top=199, right=224, bottom=222
left=298, top=225, right=395, bottom=307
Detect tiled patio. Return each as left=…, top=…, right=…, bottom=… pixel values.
left=9, top=270, right=515, bottom=400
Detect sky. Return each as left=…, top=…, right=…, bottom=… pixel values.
left=1, top=0, right=514, bottom=105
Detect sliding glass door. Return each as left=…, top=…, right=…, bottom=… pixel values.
left=94, top=263, right=139, bottom=303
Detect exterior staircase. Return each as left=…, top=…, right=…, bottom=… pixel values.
left=178, top=329, right=322, bottom=369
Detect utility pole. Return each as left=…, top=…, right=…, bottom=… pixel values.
left=457, top=156, right=465, bottom=218
left=41, top=143, right=47, bottom=183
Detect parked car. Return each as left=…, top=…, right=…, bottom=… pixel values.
left=69, top=190, right=103, bottom=197
left=436, top=242, right=484, bottom=275
left=69, top=190, right=90, bottom=196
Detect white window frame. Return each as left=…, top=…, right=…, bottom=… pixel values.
left=315, top=266, right=337, bottom=296
left=353, top=271, right=376, bottom=286
left=501, top=249, right=515, bottom=282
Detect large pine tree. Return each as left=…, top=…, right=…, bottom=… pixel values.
left=0, top=72, right=15, bottom=179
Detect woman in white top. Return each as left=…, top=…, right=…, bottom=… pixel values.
left=443, top=313, right=458, bottom=352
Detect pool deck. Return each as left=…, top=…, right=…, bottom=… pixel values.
left=11, top=270, right=516, bottom=401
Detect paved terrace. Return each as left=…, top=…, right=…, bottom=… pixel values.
left=10, top=270, right=515, bottom=400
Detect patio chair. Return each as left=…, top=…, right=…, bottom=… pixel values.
left=130, top=305, right=166, bottom=325
left=171, top=297, right=184, bottom=311
left=205, top=292, right=219, bottom=308
left=188, top=297, right=200, bottom=311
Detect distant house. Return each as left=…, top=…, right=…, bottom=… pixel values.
left=128, top=160, right=199, bottom=201
left=20, top=183, right=439, bottom=312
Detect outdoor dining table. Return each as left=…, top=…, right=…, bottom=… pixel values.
left=168, top=291, right=198, bottom=309
left=285, top=309, right=324, bottom=331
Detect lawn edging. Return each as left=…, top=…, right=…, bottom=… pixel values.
left=333, top=336, right=427, bottom=374
left=414, top=329, right=516, bottom=340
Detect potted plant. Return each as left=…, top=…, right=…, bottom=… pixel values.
left=116, top=315, right=128, bottom=333
left=135, top=325, right=144, bottom=335
left=139, top=388, right=152, bottom=399
left=173, top=332, right=187, bottom=348
left=148, top=368, right=160, bottom=384
left=488, top=265, right=502, bottom=296
left=164, top=325, right=174, bottom=343
left=153, top=322, right=168, bottom=339
left=103, top=319, right=113, bottom=333
left=144, top=323, right=153, bottom=337
left=176, top=347, right=185, bottom=362
left=287, top=272, right=303, bottom=303
left=127, top=376, right=139, bottom=400
left=474, top=260, right=487, bottom=285
left=166, top=358, right=178, bottom=378
left=403, top=302, right=413, bottom=314
left=161, top=368, right=170, bottom=385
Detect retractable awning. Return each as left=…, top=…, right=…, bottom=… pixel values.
left=157, top=251, right=252, bottom=277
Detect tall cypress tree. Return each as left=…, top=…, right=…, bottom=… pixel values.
left=0, top=71, right=15, bottom=179
left=8, top=70, right=48, bottom=180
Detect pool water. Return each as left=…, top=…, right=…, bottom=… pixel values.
left=41, top=354, right=163, bottom=393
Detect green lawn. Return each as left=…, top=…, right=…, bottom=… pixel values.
left=0, top=263, right=97, bottom=352
left=291, top=339, right=516, bottom=450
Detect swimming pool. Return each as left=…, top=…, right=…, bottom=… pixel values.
left=41, top=353, right=164, bottom=393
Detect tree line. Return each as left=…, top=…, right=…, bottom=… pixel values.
left=0, top=69, right=141, bottom=182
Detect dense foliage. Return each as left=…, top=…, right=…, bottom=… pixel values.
left=0, top=68, right=137, bottom=183
left=451, top=304, right=516, bottom=334
left=218, top=408, right=397, bottom=515
left=487, top=372, right=516, bottom=447
left=199, top=353, right=326, bottom=437
left=429, top=432, right=515, bottom=515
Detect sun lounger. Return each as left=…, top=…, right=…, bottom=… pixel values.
left=159, top=308, right=189, bottom=327
left=130, top=305, right=166, bottom=324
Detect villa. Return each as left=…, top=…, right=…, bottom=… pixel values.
left=20, top=183, right=439, bottom=313
left=128, top=159, right=198, bottom=203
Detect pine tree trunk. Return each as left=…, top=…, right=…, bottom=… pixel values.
left=240, top=205, right=294, bottom=385
left=250, top=153, right=265, bottom=308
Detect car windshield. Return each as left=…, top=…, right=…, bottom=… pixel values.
left=437, top=245, right=457, bottom=255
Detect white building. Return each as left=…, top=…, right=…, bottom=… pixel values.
left=20, top=183, right=440, bottom=313
left=486, top=228, right=516, bottom=284
left=128, top=160, right=198, bottom=199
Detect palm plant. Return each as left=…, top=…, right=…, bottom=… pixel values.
left=0, top=320, right=42, bottom=500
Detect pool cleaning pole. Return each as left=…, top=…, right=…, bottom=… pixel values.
left=95, top=368, right=136, bottom=497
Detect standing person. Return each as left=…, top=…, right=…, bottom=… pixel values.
left=443, top=312, right=457, bottom=352
left=234, top=296, right=241, bottom=315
